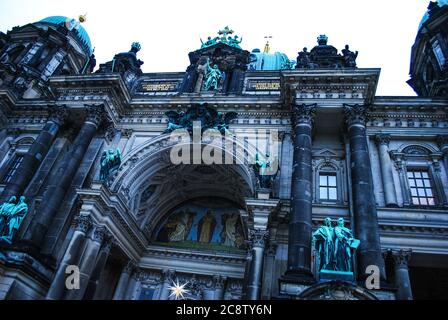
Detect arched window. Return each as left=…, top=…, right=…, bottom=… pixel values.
left=313, top=160, right=345, bottom=204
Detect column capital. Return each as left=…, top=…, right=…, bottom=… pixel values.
left=85, top=104, right=105, bottom=127
left=73, top=214, right=92, bottom=233
left=391, top=249, right=412, bottom=269
left=375, top=134, right=391, bottom=146
left=92, top=225, right=111, bottom=244
left=48, top=105, right=69, bottom=125
left=124, top=260, right=138, bottom=275
left=343, top=103, right=368, bottom=127
left=291, top=103, right=316, bottom=127
left=248, top=229, right=269, bottom=248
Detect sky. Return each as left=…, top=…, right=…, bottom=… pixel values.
left=0, top=0, right=432, bottom=96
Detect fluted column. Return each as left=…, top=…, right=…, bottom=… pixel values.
left=24, top=105, right=103, bottom=247
left=343, top=104, right=385, bottom=279
left=391, top=249, right=413, bottom=300
left=113, top=261, right=137, bottom=300
left=159, top=269, right=175, bottom=300
left=64, top=226, right=109, bottom=300
left=246, top=229, right=268, bottom=300
left=375, top=134, right=398, bottom=207
left=1, top=106, right=68, bottom=202
left=437, top=135, right=448, bottom=177
left=83, top=236, right=114, bottom=300
left=46, top=214, right=92, bottom=300
left=286, top=103, right=316, bottom=280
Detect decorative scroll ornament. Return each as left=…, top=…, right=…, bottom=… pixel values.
left=0, top=195, right=28, bottom=244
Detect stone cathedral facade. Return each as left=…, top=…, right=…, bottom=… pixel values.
left=0, top=2, right=447, bottom=300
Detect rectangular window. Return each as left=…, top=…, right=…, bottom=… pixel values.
left=319, top=173, right=337, bottom=201
left=1, top=155, right=24, bottom=184
left=432, top=41, right=446, bottom=68
left=407, top=169, right=435, bottom=206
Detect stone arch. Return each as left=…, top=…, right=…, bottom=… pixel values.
left=108, top=133, right=260, bottom=235
left=397, top=142, right=438, bottom=155
left=298, top=281, right=378, bottom=300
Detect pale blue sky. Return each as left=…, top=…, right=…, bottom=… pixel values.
left=0, top=0, right=432, bottom=96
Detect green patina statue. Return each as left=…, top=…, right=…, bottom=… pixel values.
left=312, top=217, right=335, bottom=271
left=313, top=217, right=360, bottom=273
left=253, top=153, right=279, bottom=189
left=100, top=148, right=122, bottom=182
left=204, top=60, right=223, bottom=91
left=0, top=195, right=28, bottom=244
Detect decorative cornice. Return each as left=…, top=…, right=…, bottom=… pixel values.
left=343, top=103, right=367, bottom=127
left=291, top=103, right=316, bottom=126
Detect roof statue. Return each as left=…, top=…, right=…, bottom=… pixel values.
left=296, top=34, right=359, bottom=69
left=200, top=26, right=243, bottom=49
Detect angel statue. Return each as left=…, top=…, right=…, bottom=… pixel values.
left=100, top=148, right=122, bottom=182
left=204, top=60, right=223, bottom=91
left=215, top=111, right=237, bottom=134
left=163, top=110, right=185, bottom=134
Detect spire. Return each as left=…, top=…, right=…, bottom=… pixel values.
left=264, top=36, right=272, bottom=53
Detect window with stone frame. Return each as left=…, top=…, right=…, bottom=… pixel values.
left=1, top=154, right=23, bottom=184
left=319, top=172, right=338, bottom=201
left=407, top=169, right=436, bottom=206
left=391, top=144, right=447, bottom=208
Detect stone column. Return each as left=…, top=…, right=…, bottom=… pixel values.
left=375, top=134, right=398, bottom=207
left=64, top=226, right=109, bottom=300
left=113, top=261, right=137, bottom=300
left=83, top=236, right=114, bottom=300
left=46, top=214, right=92, bottom=300
left=1, top=106, right=68, bottom=202
left=261, top=243, right=277, bottom=299
left=390, top=152, right=411, bottom=206
left=343, top=104, right=385, bottom=279
left=246, top=229, right=268, bottom=300
left=24, top=105, right=103, bottom=247
left=391, top=249, right=413, bottom=300
left=159, top=269, right=175, bottom=300
left=437, top=135, right=448, bottom=174
left=286, top=103, right=316, bottom=280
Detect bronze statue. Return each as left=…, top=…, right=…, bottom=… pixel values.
left=312, top=217, right=335, bottom=271
left=0, top=195, right=28, bottom=244
left=100, top=148, right=121, bottom=182
left=334, top=218, right=359, bottom=272
left=342, top=45, right=358, bottom=68
left=204, top=60, right=223, bottom=91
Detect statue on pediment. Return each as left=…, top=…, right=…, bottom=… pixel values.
left=204, top=60, right=223, bottom=91
left=342, top=45, right=358, bottom=68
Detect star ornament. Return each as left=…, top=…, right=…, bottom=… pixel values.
left=168, top=280, right=189, bottom=300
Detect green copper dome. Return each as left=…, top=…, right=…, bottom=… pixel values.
left=37, top=16, right=93, bottom=55
left=247, top=49, right=295, bottom=71
left=419, top=0, right=448, bottom=30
